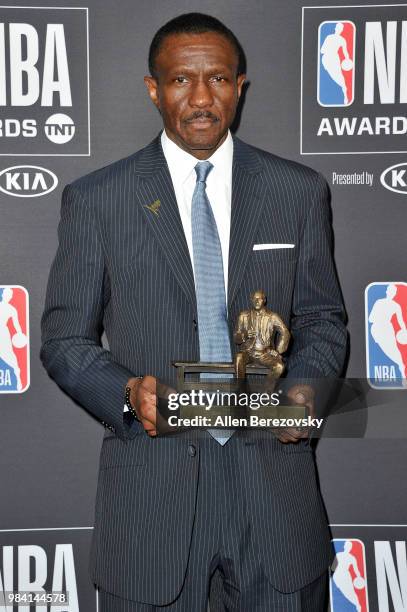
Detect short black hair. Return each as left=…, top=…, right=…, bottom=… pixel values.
left=148, top=12, right=246, bottom=77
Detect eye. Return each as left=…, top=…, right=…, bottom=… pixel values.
left=211, top=75, right=227, bottom=83
left=174, top=76, right=188, bottom=84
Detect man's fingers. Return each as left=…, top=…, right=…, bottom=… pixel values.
left=138, top=408, right=155, bottom=426
left=139, top=375, right=157, bottom=395
left=138, top=397, right=156, bottom=419
left=144, top=428, right=157, bottom=437
left=138, top=399, right=157, bottom=431
left=134, top=376, right=158, bottom=435
left=156, top=380, right=176, bottom=399
left=140, top=421, right=155, bottom=434
left=278, top=430, right=301, bottom=443
left=138, top=412, right=157, bottom=436
left=274, top=384, right=315, bottom=444
left=273, top=427, right=297, bottom=443
left=276, top=427, right=309, bottom=443
left=287, top=384, right=315, bottom=407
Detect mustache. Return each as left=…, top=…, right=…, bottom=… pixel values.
left=183, top=111, right=220, bottom=123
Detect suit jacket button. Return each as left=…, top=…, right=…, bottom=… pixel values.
left=187, top=444, right=196, bottom=457
left=193, top=319, right=197, bottom=331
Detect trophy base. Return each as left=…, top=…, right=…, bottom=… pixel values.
left=172, top=361, right=307, bottom=421
left=173, top=360, right=274, bottom=387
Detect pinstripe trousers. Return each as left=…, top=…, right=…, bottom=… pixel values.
left=97, top=433, right=329, bottom=611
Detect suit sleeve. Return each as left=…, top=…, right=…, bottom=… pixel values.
left=285, top=173, right=348, bottom=380
left=40, top=184, right=139, bottom=440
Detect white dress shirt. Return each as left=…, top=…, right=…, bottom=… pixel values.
left=161, top=129, right=233, bottom=295
left=124, top=131, right=233, bottom=413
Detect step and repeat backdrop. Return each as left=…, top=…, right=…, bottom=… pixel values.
left=1, top=1, right=406, bottom=610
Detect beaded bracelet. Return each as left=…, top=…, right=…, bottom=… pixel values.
left=125, top=381, right=142, bottom=422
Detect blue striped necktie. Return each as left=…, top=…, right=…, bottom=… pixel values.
left=191, top=161, right=234, bottom=445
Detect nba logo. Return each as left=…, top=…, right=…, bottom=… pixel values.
left=330, top=539, right=369, bottom=612
left=318, top=21, right=355, bottom=106
left=365, top=282, right=407, bottom=389
left=0, top=286, right=29, bottom=393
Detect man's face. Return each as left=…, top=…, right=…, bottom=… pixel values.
left=252, top=292, right=266, bottom=311
left=144, top=31, right=246, bottom=159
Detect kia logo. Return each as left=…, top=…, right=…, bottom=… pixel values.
left=380, top=163, right=407, bottom=194
left=0, top=165, right=58, bottom=198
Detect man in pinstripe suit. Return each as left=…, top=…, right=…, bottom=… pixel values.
left=41, top=12, right=347, bottom=612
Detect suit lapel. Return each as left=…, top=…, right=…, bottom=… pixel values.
left=132, top=136, right=197, bottom=311
left=132, top=135, right=267, bottom=314
left=228, top=137, right=267, bottom=309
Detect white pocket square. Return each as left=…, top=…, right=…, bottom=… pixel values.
left=253, top=243, right=295, bottom=251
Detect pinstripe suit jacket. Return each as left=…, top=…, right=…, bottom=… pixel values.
left=40, top=134, right=347, bottom=605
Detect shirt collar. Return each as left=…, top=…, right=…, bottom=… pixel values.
left=161, top=129, right=233, bottom=185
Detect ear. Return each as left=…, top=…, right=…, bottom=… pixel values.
left=144, top=76, right=160, bottom=109
left=237, top=74, right=246, bottom=99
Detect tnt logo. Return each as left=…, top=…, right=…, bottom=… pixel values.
left=44, top=113, right=75, bottom=144
left=365, top=283, right=407, bottom=389
left=330, top=539, right=369, bottom=612
left=0, top=286, right=29, bottom=393
left=318, top=21, right=355, bottom=106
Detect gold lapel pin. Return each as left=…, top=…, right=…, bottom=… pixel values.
left=144, top=199, right=161, bottom=216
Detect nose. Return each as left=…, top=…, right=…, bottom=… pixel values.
left=189, top=79, right=214, bottom=108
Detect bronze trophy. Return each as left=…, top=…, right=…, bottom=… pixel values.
left=171, top=290, right=307, bottom=428
left=174, top=290, right=289, bottom=387
left=234, top=290, right=290, bottom=387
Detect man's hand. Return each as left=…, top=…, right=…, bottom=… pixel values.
left=275, top=384, right=315, bottom=444
left=127, top=375, right=158, bottom=437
